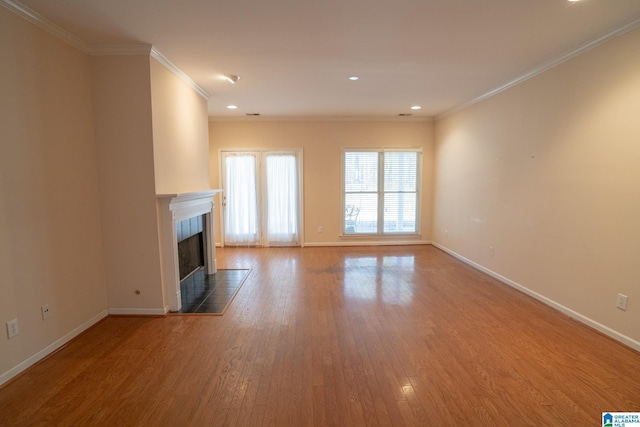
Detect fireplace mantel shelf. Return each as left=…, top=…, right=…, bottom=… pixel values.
left=157, top=190, right=222, bottom=201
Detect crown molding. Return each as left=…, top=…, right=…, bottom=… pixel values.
left=1, top=0, right=89, bottom=52
left=7, top=0, right=638, bottom=117
left=1, top=0, right=210, bottom=101
left=92, top=45, right=212, bottom=100
left=208, top=115, right=435, bottom=123
left=438, top=17, right=640, bottom=120
left=150, top=47, right=211, bottom=100
left=89, top=44, right=152, bottom=56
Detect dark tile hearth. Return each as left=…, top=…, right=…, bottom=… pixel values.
left=176, top=268, right=249, bottom=314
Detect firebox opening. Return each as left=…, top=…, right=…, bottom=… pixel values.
left=177, top=215, right=205, bottom=280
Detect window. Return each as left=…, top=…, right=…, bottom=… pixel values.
left=343, top=149, right=420, bottom=235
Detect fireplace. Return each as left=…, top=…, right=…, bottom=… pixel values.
left=157, top=190, right=222, bottom=312
left=177, top=215, right=205, bottom=280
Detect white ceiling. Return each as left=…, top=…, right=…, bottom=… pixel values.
left=14, top=0, right=640, bottom=119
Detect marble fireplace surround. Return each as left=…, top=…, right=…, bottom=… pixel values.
left=157, top=190, right=222, bottom=312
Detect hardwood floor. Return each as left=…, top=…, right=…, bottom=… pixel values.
left=1, top=245, right=639, bottom=426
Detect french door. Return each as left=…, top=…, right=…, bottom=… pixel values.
left=221, top=150, right=302, bottom=247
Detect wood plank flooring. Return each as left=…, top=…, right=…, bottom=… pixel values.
left=1, top=245, right=639, bottom=426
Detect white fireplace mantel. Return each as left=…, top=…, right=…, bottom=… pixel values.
left=157, top=190, right=222, bottom=312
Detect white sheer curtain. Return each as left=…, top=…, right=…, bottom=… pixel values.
left=223, top=154, right=260, bottom=246
left=265, top=154, right=299, bottom=245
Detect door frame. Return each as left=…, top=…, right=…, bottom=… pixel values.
left=218, top=148, right=304, bottom=247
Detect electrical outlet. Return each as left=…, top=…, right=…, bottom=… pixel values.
left=489, top=246, right=494, bottom=257
left=6, top=319, right=19, bottom=339
left=445, top=229, right=448, bottom=237
left=616, top=294, right=628, bottom=311
left=41, top=304, right=51, bottom=319
left=317, top=226, right=323, bottom=233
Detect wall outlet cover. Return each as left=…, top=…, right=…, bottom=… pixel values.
left=6, top=319, right=19, bottom=339
left=616, top=294, right=628, bottom=311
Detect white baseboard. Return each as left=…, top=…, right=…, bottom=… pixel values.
left=0, top=309, right=109, bottom=387
left=216, top=240, right=431, bottom=248
left=304, top=240, right=431, bottom=247
left=431, top=242, right=640, bottom=352
left=108, top=308, right=167, bottom=316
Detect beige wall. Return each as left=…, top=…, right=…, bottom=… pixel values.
left=433, top=28, right=640, bottom=345
left=150, top=58, right=210, bottom=194
left=91, top=55, right=165, bottom=311
left=209, top=120, right=434, bottom=245
left=149, top=57, right=212, bottom=307
left=0, top=8, right=108, bottom=376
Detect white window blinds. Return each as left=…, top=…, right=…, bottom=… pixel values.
left=343, top=150, right=420, bottom=235
left=344, top=152, right=379, bottom=234
left=383, top=151, right=418, bottom=233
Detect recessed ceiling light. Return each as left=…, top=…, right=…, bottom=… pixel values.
left=222, top=74, right=240, bottom=84
left=349, top=76, right=359, bottom=81
left=411, top=105, right=422, bottom=110
left=227, top=105, right=238, bottom=109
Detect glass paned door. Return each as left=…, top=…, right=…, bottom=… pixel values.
left=264, top=153, right=300, bottom=246
left=221, top=152, right=260, bottom=246
left=221, top=150, right=301, bottom=247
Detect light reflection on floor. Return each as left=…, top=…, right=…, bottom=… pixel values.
left=343, top=255, right=415, bottom=305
